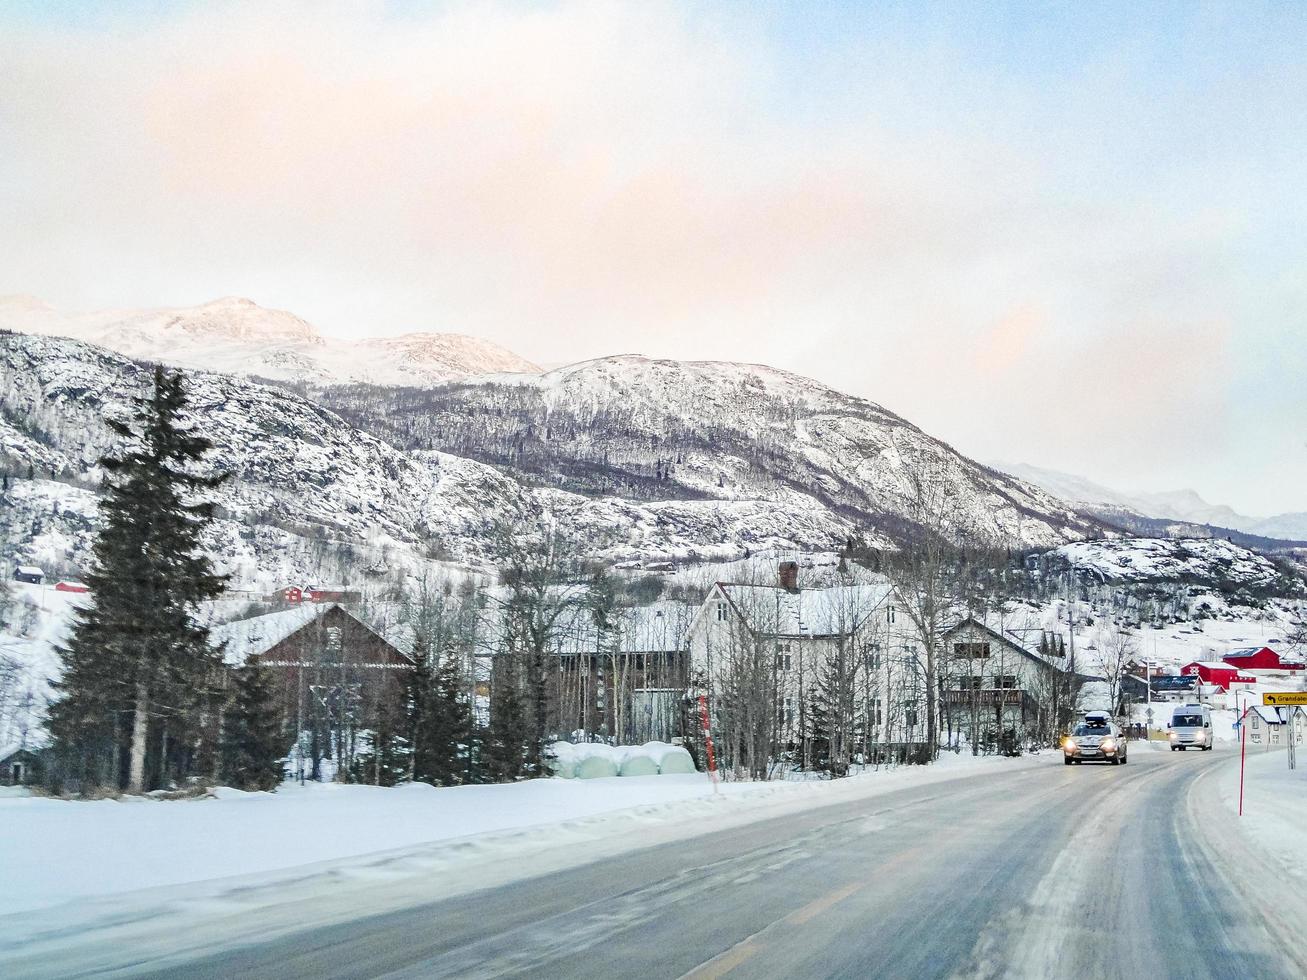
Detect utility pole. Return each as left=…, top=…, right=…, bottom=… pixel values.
left=296, top=661, right=306, bottom=785
left=1066, top=568, right=1076, bottom=679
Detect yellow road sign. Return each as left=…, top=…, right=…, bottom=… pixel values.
left=1263, top=692, right=1307, bottom=706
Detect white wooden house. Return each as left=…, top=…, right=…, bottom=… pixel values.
left=687, top=569, right=927, bottom=752
left=938, top=617, right=1081, bottom=749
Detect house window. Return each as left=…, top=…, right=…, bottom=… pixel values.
left=996, top=675, right=1018, bottom=690
left=905, top=707, right=918, bottom=728
left=865, top=644, right=882, bottom=672
left=1252, top=715, right=1260, bottom=730
left=779, top=698, right=794, bottom=728
left=954, top=642, right=990, bottom=659
left=965, top=676, right=984, bottom=691
left=887, top=605, right=896, bottom=624
left=776, top=644, right=792, bottom=671
left=715, top=602, right=728, bottom=622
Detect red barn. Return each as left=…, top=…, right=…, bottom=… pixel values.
left=308, top=588, right=362, bottom=604
left=1222, top=646, right=1305, bottom=673
left=1181, top=661, right=1256, bottom=691
left=54, top=581, right=90, bottom=594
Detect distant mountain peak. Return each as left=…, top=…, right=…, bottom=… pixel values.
left=0, top=295, right=539, bottom=386
left=994, top=461, right=1307, bottom=543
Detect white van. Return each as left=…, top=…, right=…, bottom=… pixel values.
left=1169, top=703, right=1213, bottom=751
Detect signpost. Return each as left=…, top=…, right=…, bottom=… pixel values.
left=1263, top=692, right=1307, bottom=706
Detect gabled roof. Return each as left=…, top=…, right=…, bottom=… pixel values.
left=0, top=743, right=40, bottom=763
left=211, top=603, right=414, bottom=666
left=1224, top=646, right=1274, bottom=660
left=942, top=617, right=1069, bottom=673
left=711, top=583, right=892, bottom=638
left=1185, top=660, right=1246, bottom=671
left=1249, top=705, right=1287, bottom=725
left=14, top=565, right=43, bottom=576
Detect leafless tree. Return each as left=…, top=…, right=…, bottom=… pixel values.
left=1097, top=621, right=1137, bottom=718
left=873, top=461, right=976, bottom=761
left=487, top=518, right=586, bottom=772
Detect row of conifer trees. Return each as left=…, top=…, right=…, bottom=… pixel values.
left=47, top=368, right=283, bottom=794
left=44, top=367, right=535, bottom=795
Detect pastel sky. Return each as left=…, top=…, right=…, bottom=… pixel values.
left=2, top=1, right=1304, bottom=516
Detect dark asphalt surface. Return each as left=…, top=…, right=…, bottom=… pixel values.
left=110, top=747, right=1307, bottom=980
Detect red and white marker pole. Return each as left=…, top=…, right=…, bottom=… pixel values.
left=1239, top=701, right=1250, bottom=816
left=698, top=694, right=720, bottom=794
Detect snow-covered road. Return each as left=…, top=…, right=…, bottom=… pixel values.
left=5, top=746, right=1305, bottom=978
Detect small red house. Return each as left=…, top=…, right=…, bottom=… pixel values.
left=1181, top=661, right=1256, bottom=691
left=54, top=581, right=90, bottom=594
left=1222, top=646, right=1305, bottom=673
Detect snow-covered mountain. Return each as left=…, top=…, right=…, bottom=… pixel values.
left=993, top=461, right=1307, bottom=543
left=0, top=334, right=1109, bottom=588
left=323, top=355, right=1106, bottom=551
left=0, top=295, right=540, bottom=387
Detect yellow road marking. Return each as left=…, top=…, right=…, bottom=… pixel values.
left=681, top=846, right=927, bottom=978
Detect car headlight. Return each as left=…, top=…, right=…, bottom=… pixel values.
left=1101, top=738, right=1116, bottom=751
left=1063, top=738, right=1077, bottom=752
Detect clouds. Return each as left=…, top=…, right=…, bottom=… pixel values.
left=1, top=1, right=1303, bottom=514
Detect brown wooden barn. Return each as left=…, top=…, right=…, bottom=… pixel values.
left=212, top=603, right=414, bottom=780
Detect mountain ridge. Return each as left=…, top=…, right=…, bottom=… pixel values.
left=0, top=294, right=541, bottom=387
left=992, top=460, right=1307, bottom=544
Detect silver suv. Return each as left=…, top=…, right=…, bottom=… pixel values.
left=1063, top=711, right=1128, bottom=766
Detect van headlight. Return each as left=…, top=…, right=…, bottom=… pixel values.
left=1170, top=732, right=1178, bottom=742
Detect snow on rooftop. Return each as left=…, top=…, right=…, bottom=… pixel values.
left=14, top=565, right=44, bottom=576
left=210, top=604, right=336, bottom=666
left=717, top=582, right=893, bottom=637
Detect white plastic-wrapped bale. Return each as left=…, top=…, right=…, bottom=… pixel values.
left=575, top=755, right=619, bottom=779
left=547, top=755, right=577, bottom=778
left=618, top=753, right=659, bottom=777
left=655, top=746, right=697, bottom=774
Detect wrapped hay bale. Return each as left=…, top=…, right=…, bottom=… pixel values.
left=655, top=746, right=697, bottom=774
left=545, top=741, right=578, bottom=778
left=618, top=753, right=659, bottom=777
left=575, top=754, right=619, bottom=779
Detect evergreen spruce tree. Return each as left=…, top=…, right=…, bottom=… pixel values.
left=482, top=669, right=529, bottom=782
left=355, top=689, right=410, bottom=787
left=404, top=632, right=436, bottom=781
left=219, top=657, right=286, bottom=791
left=415, top=653, right=471, bottom=785
left=47, top=367, right=228, bottom=793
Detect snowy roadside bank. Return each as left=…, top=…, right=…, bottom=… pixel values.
left=1214, top=748, right=1307, bottom=881
left=0, top=752, right=1046, bottom=924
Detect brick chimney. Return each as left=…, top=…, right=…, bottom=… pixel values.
left=778, top=561, right=799, bottom=591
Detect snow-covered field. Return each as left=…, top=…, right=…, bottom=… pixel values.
left=0, top=752, right=1043, bottom=920
left=1216, top=746, right=1307, bottom=882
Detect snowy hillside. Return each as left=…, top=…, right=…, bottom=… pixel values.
left=0, top=333, right=910, bottom=579
left=324, top=355, right=1104, bottom=550
left=0, top=295, right=540, bottom=387
left=1050, top=537, right=1292, bottom=594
